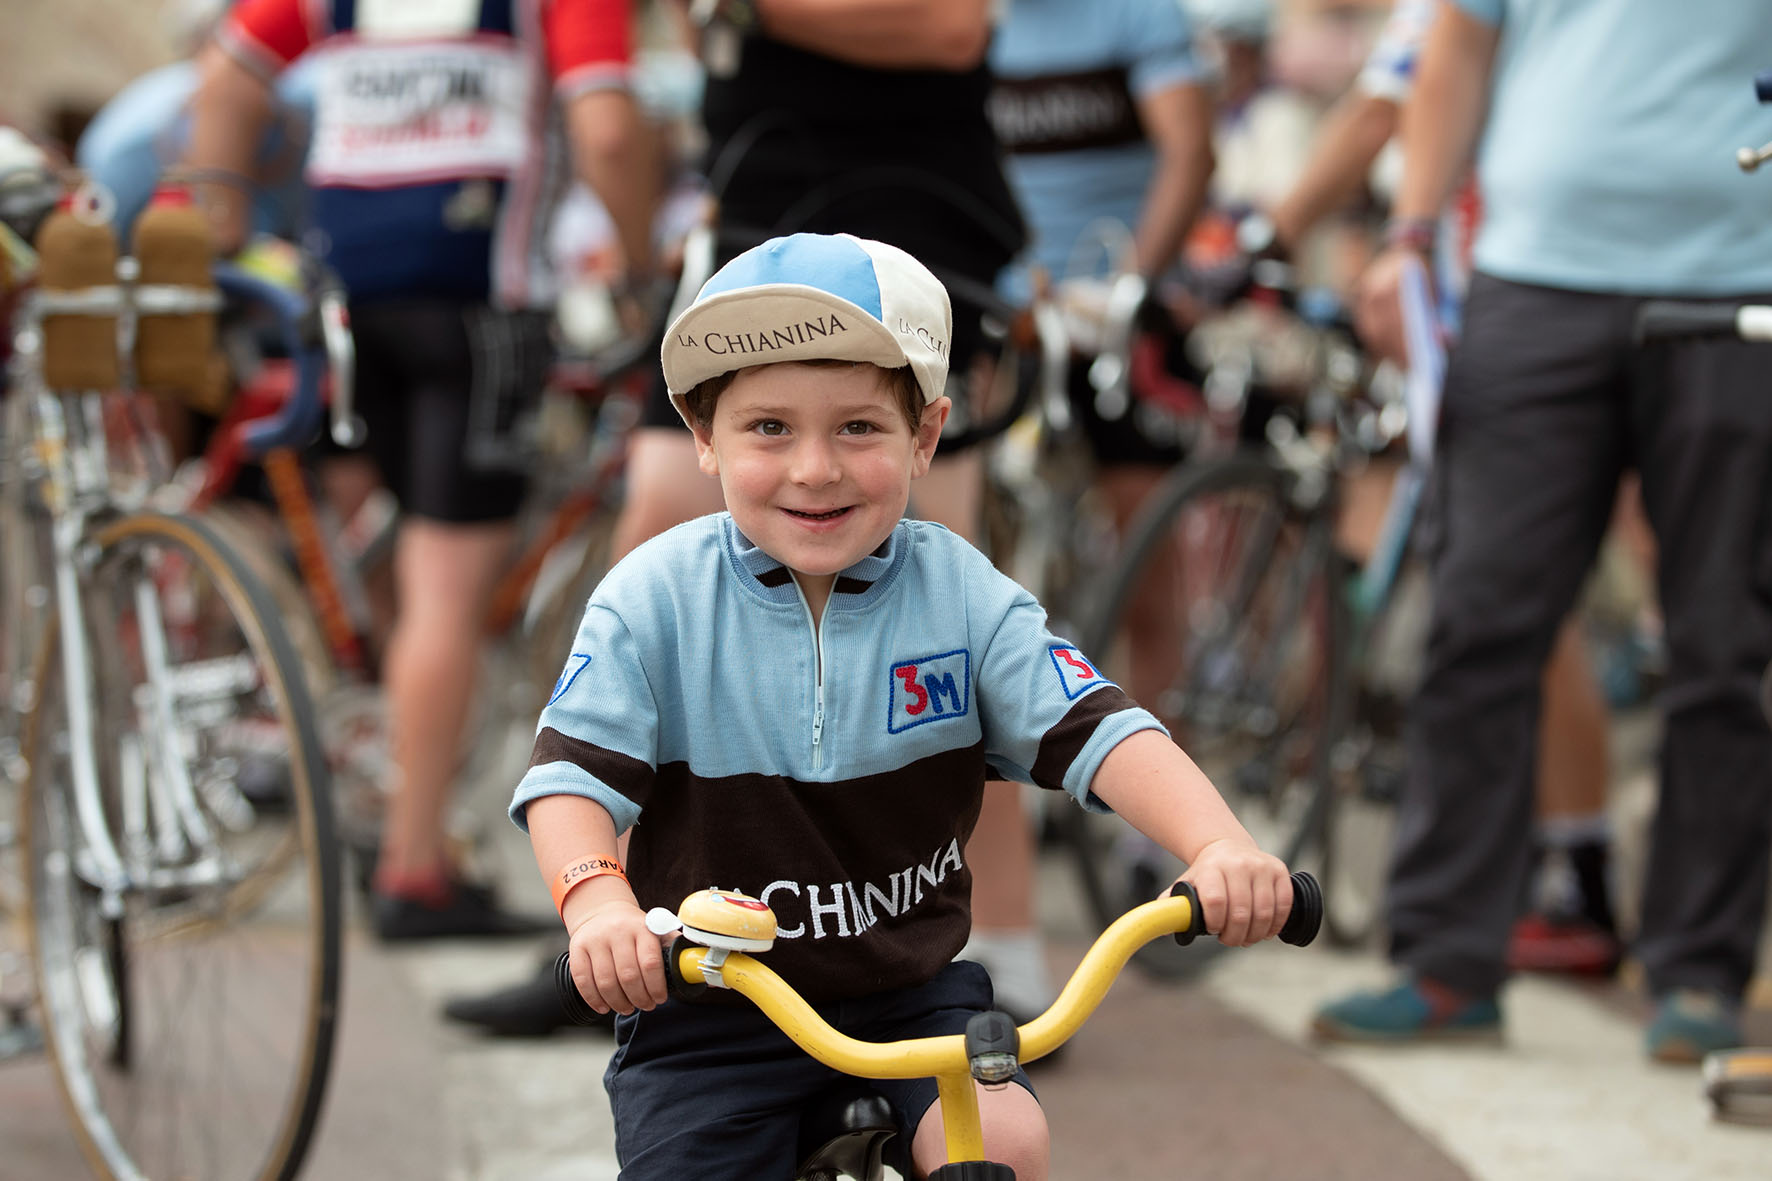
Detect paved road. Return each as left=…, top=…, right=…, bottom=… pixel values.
left=4, top=712, right=1770, bottom=1179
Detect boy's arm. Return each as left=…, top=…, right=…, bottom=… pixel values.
left=1087, top=729, right=1292, bottom=947
left=528, top=793, right=669, bottom=1014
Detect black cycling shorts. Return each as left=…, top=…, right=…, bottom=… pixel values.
left=348, top=299, right=550, bottom=524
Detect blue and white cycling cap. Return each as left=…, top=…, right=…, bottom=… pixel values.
left=660, top=232, right=953, bottom=423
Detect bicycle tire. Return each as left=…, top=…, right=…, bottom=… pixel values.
left=21, top=509, right=341, bottom=1181
left=1069, top=451, right=1341, bottom=977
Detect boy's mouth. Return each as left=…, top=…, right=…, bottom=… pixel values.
left=784, top=506, right=851, bottom=522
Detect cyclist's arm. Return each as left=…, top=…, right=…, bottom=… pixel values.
left=1132, top=80, right=1215, bottom=280
left=563, top=90, right=659, bottom=279
left=186, top=44, right=277, bottom=255
left=750, top=0, right=993, bottom=71
left=1269, top=88, right=1399, bottom=252
left=1087, top=729, right=1290, bottom=947
left=527, top=793, right=639, bottom=931
left=1355, top=2, right=1498, bottom=361
left=1389, top=1, right=1497, bottom=224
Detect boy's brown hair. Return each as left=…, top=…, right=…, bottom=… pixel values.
left=681, top=360, right=926, bottom=434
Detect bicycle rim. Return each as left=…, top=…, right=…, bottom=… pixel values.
left=22, top=510, right=341, bottom=1181
left=1071, top=452, right=1339, bottom=975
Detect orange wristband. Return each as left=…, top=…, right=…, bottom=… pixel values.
left=551, top=855, right=628, bottom=916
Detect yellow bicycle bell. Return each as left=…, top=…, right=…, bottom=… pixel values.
left=676, top=888, right=778, bottom=952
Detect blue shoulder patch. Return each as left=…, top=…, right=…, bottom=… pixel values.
left=887, top=649, right=972, bottom=733
left=549, top=653, right=593, bottom=706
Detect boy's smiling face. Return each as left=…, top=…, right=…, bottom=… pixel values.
left=690, top=362, right=948, bottom=612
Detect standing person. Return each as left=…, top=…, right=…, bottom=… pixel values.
left=187, top=0, right=661, bottom=940
left=525, top=231, right=1298, bottom=1177
left=1254, top=0, right=1623, bottom=977
left=1311, top=0, right=1772, bottom=1061
left=445, top=0, right=1041, bottom=1034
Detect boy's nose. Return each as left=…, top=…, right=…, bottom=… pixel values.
left=788, top=438, right=841, bottom=485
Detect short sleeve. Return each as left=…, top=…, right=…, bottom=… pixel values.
left=508, top=602, right=659, bottom=834
left=1127, top=0, right=1207, bottom=98
left=976, top=594, right=1167, bottom=814
left=543, top=0, right=634, bottom=99
left=1356, top=0, right=1437, bottom=102
left=1449, top=0, right=1504, bottom=26
left=218, top=0, right=322, bottom=79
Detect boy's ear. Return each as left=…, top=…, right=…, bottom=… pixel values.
left=911, top=396, right=951, bottom=477
left=690, top=420, right=721, bottom=477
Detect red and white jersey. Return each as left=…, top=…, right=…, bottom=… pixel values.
left=220, top=0, right=633, bottom=307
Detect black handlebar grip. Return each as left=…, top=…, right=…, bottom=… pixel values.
left=1280, top=871, right=1323, bottom=947
left=660, top=938, right=709, bottom=1003
left=553, top=950, right=603, bottom=1027
left=1756, top=70, right=1772, bottom=105
left=1633, top=300, right=1740, bottom=345
left=1168, top=880, right=1211, bottom=946
left=1168, top=870, right=1323, bottom=947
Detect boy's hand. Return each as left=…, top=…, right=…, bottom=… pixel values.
left=1177, top=838, right=1293, bottom=947
left=566, top=899, right=672, bottom=1015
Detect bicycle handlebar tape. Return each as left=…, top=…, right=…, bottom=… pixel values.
left=552, top=951, right=605, bottom=1027
left=1169, top=870, right=1323, bottom=947
left=965, top=1010, right=1020, bottom=1085
left=35, top=190, right=121, bottom=391
left=134, top=179, right=222, bottom=411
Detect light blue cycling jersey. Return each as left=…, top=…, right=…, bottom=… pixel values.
left=988, top=0, right=1206, bottom=296
left=511, top=514, right=1163, bottom=999
left=75, top=60, right=314, bottom=240
left=1454, top=0, right=1772, bottom=295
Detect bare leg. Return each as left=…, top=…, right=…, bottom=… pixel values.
left=609, top=429, right=725, bottom=560
left=377, top=517, right=514, bottom=882
left=910, top=1082, right=1048, bottom=1181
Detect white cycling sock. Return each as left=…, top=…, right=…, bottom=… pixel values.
left=958, top=928, right=1057, bottom=1018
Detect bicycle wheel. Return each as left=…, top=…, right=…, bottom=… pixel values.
left=21, top=510, right=341, bottom=1181
left=1070, top=451, right=1342, bottom=976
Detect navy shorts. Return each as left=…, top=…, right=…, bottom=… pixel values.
left=604, top=960, right=1035, bottom=1178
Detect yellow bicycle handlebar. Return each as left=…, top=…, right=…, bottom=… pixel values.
left=556, top=872, right=1323, bottom=1169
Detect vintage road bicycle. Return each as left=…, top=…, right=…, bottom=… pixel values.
left=0, top=176, right=343, bottom=1181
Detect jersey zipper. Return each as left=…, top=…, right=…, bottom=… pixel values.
left=797, top=587, right=831, bottom=771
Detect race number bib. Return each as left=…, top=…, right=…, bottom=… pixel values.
left=308, top=40, right=535, bottom=185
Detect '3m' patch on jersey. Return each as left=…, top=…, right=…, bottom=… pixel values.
left=1048, top=645, right=1104, bottom=699
left=887, top=649, right=972, bottom=733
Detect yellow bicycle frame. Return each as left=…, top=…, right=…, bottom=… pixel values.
left=676, top=891, right=1201, bottom=1166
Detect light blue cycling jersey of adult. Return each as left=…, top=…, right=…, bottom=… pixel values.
left=989, top=0, right=1206, bottom=299
left=1455, top=0, right=1772, bottom=295
left=75, top=59, right=315, bottom=239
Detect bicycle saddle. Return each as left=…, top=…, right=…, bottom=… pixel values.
left=795, top=1079, right=903, bottom=1181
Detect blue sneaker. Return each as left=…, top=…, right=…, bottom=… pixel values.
left=1311, top=977, right=1503, bottom=1044
left=1646, top=989, right=1741, bottom=1065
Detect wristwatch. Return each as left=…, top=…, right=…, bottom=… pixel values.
left=1382, top=215, right=1438, bottom=256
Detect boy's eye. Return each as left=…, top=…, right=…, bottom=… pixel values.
left=839, top=420, right=878, bottom=436
left=751, top=419, right=787, bottom=437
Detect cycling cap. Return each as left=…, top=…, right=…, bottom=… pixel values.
left=660, top=232, right=953, bottom=421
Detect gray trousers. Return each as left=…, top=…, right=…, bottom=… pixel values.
left=1388, top=273, right=1772, bottom=1002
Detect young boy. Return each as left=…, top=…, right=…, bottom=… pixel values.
left=511, top=232, right=1295, bottom=1179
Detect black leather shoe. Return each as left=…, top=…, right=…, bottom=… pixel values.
left=371, top=879, right=558, bottom=942
left=443, top=954, right=614, bottom=1037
